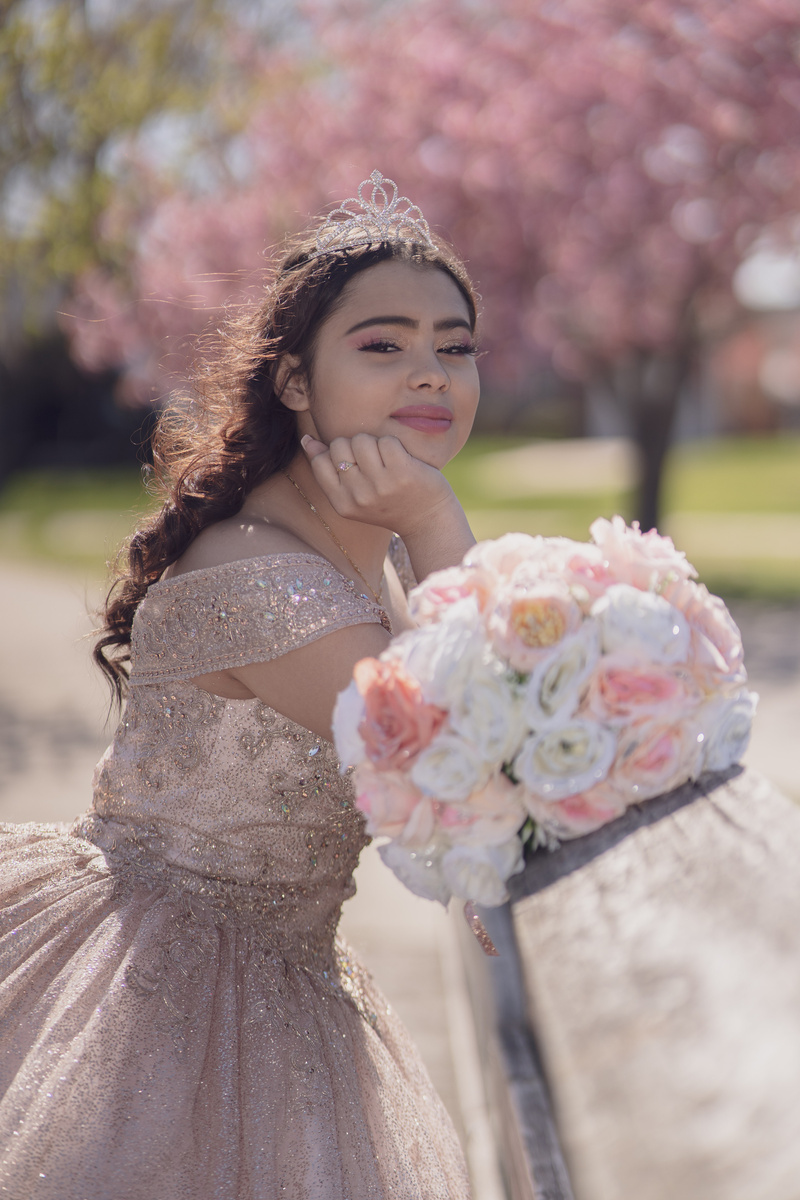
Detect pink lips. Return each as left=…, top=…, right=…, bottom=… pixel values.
left=391, top=405, right=453, bottom=434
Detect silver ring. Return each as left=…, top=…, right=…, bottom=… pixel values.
left=337, top=461, right=355, bottom=472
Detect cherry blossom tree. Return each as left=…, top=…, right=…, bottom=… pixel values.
left=70, top=0, right=800, bottom=527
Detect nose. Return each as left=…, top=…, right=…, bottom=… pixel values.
left=407, top=346, right=450, bottom=392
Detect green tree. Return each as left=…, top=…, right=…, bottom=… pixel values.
left=0, top=0, right=266, bottom=479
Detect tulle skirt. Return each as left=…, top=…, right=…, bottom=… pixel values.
left=0, top=824, right=470, bottom=1200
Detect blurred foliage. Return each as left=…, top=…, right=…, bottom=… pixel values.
left=0, top=0, right=255, bottom=340
left=0, top=435, right=797, bottom=596
left=62, top=0, right=800, bottom=527
left=662, top=432, right=800, bottom=513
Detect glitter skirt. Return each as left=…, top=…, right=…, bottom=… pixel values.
left=0, top=824, right=470, bottom=1200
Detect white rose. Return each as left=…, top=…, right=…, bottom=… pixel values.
left=513, top=719, right=618, bottom=799
left=378, top=841, right=452, bottom=906
left=441, top=838, right=525, bottom=907
left=449, top=666, right=525, bottom=764
left=331, top=679, right=366, bottom=771
left=697, top=689, right=759, bottom=772
left=524, top=623, right=599, bottom=731
left=591, top=583, right=690, bottom=664
left=410, top=732, right=491, bottom=801
left=391, top=598, right=485, bottom=707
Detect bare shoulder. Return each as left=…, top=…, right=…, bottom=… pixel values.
left=163, top=516, right=314, bottom=580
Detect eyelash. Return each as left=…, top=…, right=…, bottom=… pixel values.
left=358, top=339, right=479, bottom=356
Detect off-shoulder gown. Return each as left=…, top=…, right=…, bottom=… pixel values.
left=0, top=553, right=471, bottom=1199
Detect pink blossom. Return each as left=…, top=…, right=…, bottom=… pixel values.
left=355, top=658, right=447, bottom=771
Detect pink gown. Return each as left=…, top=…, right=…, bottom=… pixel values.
left=0, top=553, right=471, bottom=1199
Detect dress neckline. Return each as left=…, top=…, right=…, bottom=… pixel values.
left=151, top=551, right=357, bottom=594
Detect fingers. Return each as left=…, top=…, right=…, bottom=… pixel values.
left=302, top=430, right=428, bottom=526
left=300, top=434, right=328, bottom=461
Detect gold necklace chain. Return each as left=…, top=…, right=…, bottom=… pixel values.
left=284, top=472, right=386, bottom=608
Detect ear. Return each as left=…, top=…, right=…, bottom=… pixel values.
left=275, top=355, right=311, bottom=412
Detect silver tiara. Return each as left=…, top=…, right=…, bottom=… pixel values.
left=312, top=170, right=434, bottom=257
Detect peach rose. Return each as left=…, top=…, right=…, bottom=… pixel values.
left=489, top=579, right=583, bottom=672
left=352, top=762, right=432, bottom=844
left=586, top=655, right=699, bottom=724
left=355, top=658, right=447, bottom=770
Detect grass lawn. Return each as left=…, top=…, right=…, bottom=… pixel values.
left=1, top=433, right=798, bottom=597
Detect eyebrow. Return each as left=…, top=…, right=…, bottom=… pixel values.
left=344, top=315, right=473, bottom=335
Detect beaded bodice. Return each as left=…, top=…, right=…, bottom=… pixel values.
left=75, top=553, right=391, bottom=967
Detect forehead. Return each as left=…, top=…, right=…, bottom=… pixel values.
left=330, top=259, right=471, bottom=328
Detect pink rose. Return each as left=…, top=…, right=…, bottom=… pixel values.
left=353, top=763, right=431, bottom=843
left=355, top=658, right=447, bottom=770
left=408, top=564, right=495, bottom=625
left=438, top=773, right=527, bottom=847
left=523, top=780, right=626, bottom=839
left=609, top=716, right=703, bottom=802
left=488, top=579, right=583, bottom=672
left=662, top=578, right=746, bottom=690
left=586, top=655, right=699, bottom=723
left=590, top=515, right=697, bottom=591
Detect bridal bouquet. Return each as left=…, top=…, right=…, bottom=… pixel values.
left=333, top=518, right=757, bottom=909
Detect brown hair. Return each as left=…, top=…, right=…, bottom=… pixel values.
left=94, top=230, right=479, bottom=705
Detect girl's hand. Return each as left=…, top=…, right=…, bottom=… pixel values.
left=301, top=432, right=457, bottom=540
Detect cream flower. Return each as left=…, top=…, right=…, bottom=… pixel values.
left=524, top=623, right=599, bottom=730
left=696, top=690, right=758, bottom=772
left=410, top=732, right=491, bottom=802
left=591, top=584, right=690, bottom=664
left=448, top=666, right=525, bottom=764
left=378, top=841, right=451, bottom=906
left=391, top=598, right=485, bottom=708
left=513, top=719, right=618, bottom=799
left=440, top=838, right=525, bottom=906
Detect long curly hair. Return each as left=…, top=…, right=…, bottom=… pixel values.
left=94, top=231, right=479, bottom=706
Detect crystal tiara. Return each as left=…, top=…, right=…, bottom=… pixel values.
left=312, top=170, right=435, bottom=258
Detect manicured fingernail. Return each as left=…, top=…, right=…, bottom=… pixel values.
left=301, top=434, right=312, bottom=448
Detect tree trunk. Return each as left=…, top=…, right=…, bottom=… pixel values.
left=609, top=346, right=693, bottom=532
